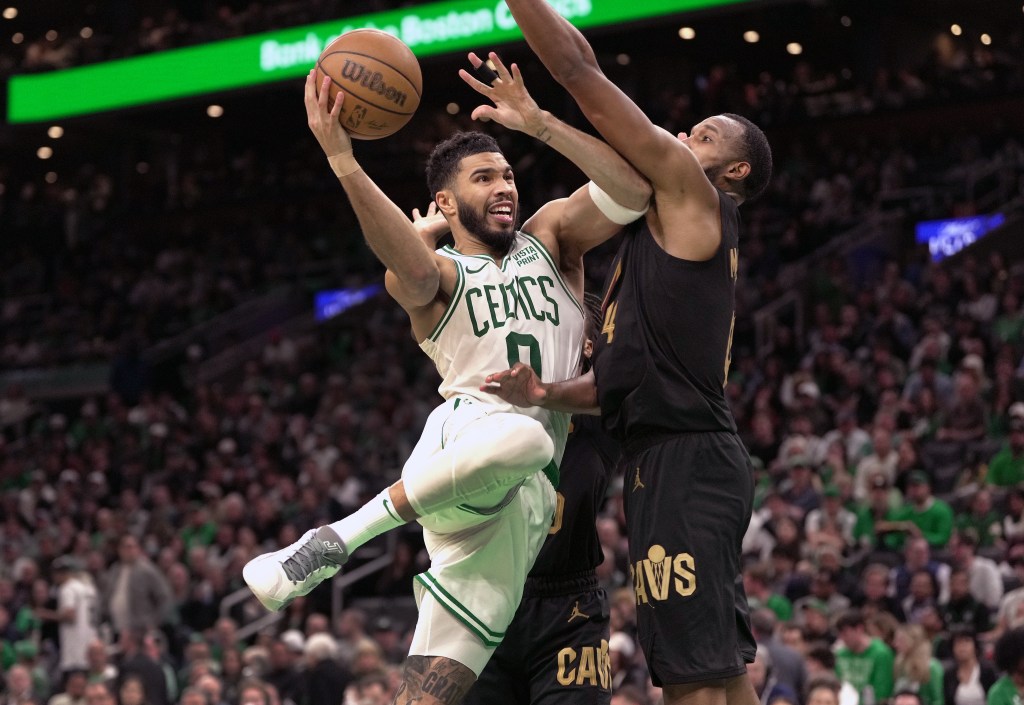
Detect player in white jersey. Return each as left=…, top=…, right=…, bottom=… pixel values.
left=244, top=54, right=650, bottom=704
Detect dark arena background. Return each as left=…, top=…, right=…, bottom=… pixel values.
left=1, top=1, right=1023, bottom=704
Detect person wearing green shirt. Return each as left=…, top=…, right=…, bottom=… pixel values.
left=989, top=627, right=1024, bottom=705
left=987, top=422, right=1024, bottom=487
left=955, top=488, right=1005, bottom=548
left=880, top=471, right=954, bottom=551
left=836, top=609, right=895, bottom=704
left=743, top=563, right=793, bottom=622
left=853, top=473, right=903, bottom=550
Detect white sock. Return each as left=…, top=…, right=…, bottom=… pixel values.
left=328, top=489, right=406, bottom=552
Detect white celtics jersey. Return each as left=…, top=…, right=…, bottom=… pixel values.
left=419, top=231, right=586, bottom=463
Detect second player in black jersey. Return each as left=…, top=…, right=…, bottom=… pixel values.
left=463, top=414, right=619, bottom=705
left=468, top=297, right=621, bottom=705
left=594, top=191, right=740, bottom=439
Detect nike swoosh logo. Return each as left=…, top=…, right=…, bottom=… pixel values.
left=465, top=263, right=488, bottom=274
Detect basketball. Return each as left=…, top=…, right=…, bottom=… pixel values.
left=315, top=29, right=422, bottom=140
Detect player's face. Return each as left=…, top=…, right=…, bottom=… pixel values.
left=681, top=116, right=744, bottom=183
left=453, top=152, right=519, bottom=252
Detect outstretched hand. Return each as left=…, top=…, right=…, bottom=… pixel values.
left=410, top=202, right=450, bottom=249
left=304, top=69, right=353, bottom=157
left=458, top=52, right=547, bottom=137
left=481, top=362, right=548, bottom=408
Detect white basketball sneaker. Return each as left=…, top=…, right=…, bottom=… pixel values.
left=243, top=526, right=349, bottom=611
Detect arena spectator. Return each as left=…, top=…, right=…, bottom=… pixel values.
left=749, top=609, right=806, bottom=696
left=952, top=534, right=1004, bottom=611
left=943, top=627, right=997, bottom=705
left=989, top=628, right=1024, bottom=705
left=115, top=629, right=168, bottom=705
left=893, top=624, right=944, bottom=705
left=855, top=563, right=906, bottom=621
left=81, top=682, right=114, bottom=705
left=957, top=490, right=1004, bottom=548
left=101, top=535, right=173, bottom=636
left=987, top=420, right=1024, bottom=486
left=748, top=644, right=799, bottom=705
left=745, top=564, right=793, bottom=622
left=37, top=557, right=97, bottom=676
left=942, top=569, right=993, bottom=637
left=884, top=472, right=955, bottom=550
left=855, top=428, right=901, bottom=501
left=301, top=634, right=350, bottom=705
left=608, top=631, right=645, bottom=692
left=835, top=609, right=895, bottom=704
left=805, top=484, right=857, bottom=554
left=806, top=678, right=841, bottom=705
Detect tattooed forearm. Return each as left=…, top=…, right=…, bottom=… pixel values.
left=534, top=126, right=552, bottom=144
left=393, top=656, right=476, bottom=705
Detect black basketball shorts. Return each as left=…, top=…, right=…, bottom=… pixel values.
left=622, top=431, right=756, bottom=686
left=464, top=572, right=611, bottom=705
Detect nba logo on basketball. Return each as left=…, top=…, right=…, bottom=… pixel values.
left=346, top=105, right=367, bottom=129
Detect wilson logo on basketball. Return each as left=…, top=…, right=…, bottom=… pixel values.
left=340, top=60, right=410, bottom=108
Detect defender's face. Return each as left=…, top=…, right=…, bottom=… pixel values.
left=681, top=116, right=743, bottom=181
left=452, top=152, right=519, bottom=250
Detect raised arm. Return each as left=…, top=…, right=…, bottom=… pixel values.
left=460, top=52, right=649, bottom=256
left=461, top=52, right=650, bottom=214
left=501, top=0, right=716, bottom=205
left=305, top=70, right=440, bottom=308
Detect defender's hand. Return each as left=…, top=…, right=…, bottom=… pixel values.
left=304, top=70, right=353, bottom=157
left=411, top=202, right=450, bottom=248
left=458, top=52, right=546, bottom=136
left=481, top=363, right=548, bottom=407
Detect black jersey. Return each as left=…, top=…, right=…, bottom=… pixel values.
left=593, top=190, right=741, bottom=440
left=528, top=414, right=619, bottom=577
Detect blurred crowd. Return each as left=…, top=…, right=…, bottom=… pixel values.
left=2, top=73, right=1021, bottom=372
left=3, top=222, right=1024, bottom=705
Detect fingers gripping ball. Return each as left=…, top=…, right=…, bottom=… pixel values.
left=315, top=29, right=422, bottom=140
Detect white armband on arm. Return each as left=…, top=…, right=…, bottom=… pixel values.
left=587, top=180, right=649, bottom=225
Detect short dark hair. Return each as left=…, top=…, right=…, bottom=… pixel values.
left=425, top=131, right=503, bottom=199
left=995, top=627, right=1024, bottom=673
left=892, top=691, right=924, bottom=705
left=722, top=113, right=772, bottom=201
left=805, top=676, right=840, bottom=700
left=835, top=608, right=865, bottom=631
left=806, top=642, right=836, bottom=670
left=949, top=625, right=979, bottom=652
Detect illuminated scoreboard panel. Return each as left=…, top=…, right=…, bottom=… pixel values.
left=7, top=0, right=753, bottom=123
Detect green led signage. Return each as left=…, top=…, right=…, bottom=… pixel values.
left=8, top=0, right=752, bottom=123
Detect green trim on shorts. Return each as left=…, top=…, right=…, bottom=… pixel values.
left=440, top=397, right=474, bottom=450
left=415, top=572, right=504, bottom=647
left=383, top=499, right=402, bottom=523
left=428, top=258, right=465, bottom=342
left=541, top=459, right=559, bottom=490
left=457, top=481, right=524, bottom=516
left=518, top=231, right=585, bottom=320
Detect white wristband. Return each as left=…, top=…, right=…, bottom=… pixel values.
left=328, top=151, right=361, bottom=178
left=587, top=181, right=649, bottom=225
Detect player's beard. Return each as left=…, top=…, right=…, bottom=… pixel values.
left=458, top=199, right=518, bottom=254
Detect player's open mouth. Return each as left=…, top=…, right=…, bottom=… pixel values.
left=488, top=202, right=514, bottom=225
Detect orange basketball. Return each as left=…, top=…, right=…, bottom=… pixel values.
left=315, top=29, right=422, bottom=140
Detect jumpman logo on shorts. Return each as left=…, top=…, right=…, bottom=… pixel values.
left=568, top=601, right=590, bottom=623
left=632, top=467, right=645, bottom=492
